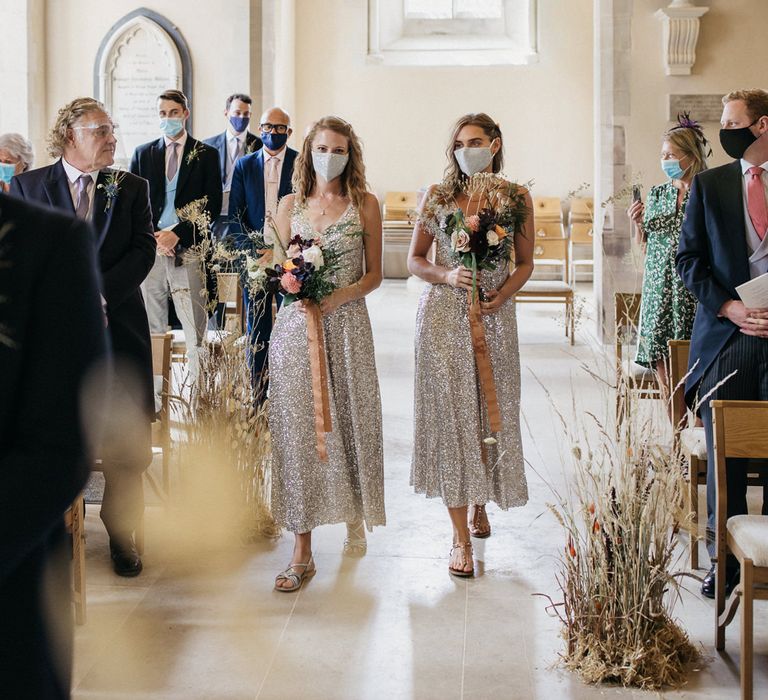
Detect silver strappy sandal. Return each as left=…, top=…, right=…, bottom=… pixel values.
left=448, top=542, right=474, bottom=578
left=274, top=556, right=316, bottom=592
left=343, top=520, right=367, bottom=556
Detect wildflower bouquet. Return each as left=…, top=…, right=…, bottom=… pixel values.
left=263, top=232, right=342, bottom=306
left=437, top=173, right=529, bottom=300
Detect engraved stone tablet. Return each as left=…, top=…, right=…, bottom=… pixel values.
left=97, top=17, right=182, bottom=167
left=669, top=94, right=724, bottom=123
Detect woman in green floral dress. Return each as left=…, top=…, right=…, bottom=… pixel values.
left=628, top=118, right=710, bottom=420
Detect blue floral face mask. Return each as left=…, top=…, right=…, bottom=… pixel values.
left=661, top=158, right=685, bottom=180
left=0, top=162, right=15, bottom=184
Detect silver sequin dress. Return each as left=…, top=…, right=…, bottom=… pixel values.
left=411, top=198, right=528, bottom=509
left=269, top=202, right=386, bottom=533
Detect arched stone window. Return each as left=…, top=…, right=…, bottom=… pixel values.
left=94, top=9, right=192, bottom=167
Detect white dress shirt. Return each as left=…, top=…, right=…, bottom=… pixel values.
left=739, top=158, right=768, bottom=279
left=61, top=157, right=100, bottom=221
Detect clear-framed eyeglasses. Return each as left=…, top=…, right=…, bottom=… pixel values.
left=72, top=123, right=119, bottom=139
left=260, top=123, right=289, bottom=134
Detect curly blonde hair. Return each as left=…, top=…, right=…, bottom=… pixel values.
left=443, top=113, right=504, bottom=195
left=47, top=97, right=107, bottom=158
left=292, top=116, right=369, bottom=215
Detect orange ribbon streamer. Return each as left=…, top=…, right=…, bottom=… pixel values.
left=467, top=292, right=502, bottom=434
left=306, top=302, right=332, bottom=461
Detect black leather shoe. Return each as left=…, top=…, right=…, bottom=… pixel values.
left=109, top=538, right=143, bottom=577
left=701, top=565, right=739, bottom=599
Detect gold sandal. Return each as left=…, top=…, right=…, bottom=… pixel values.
left=274, top=556, right=316, bottom=592
left=343, top=520, right=367, bottom=557
left=449, top=542, right=474, bottom=578
left=469, top=504, right=491, bottom=539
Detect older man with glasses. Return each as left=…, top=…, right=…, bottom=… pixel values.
left=228, top=107, right=298, bottom=400
left=10, top=97, right=156, bottom=577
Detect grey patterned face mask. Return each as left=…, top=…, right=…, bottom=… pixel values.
left=312, top=151, right=348, bottom=181
left=454, top=146, right=493, bottom=176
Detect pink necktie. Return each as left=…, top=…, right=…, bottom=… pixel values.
left=75, top=174, right=92, bottom=219
left=747, top=166, right=768, bottom=241
left=265, top=157, right=279, bottom=218
left=167, top=142, right=179, bottom=181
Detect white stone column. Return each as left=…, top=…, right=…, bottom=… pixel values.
left=593, top=0, right=638, bottom=341
left=259, top=0, right=296, bottom=118
left=0, top=0, right=47, bottom=163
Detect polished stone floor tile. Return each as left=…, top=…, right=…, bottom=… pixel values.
left=71, top=281, right=768, bottom=699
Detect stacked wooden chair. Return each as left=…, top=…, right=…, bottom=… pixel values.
left=382, top=191, right=417, bottom=278
left=515, top=196, right=575, bottom=344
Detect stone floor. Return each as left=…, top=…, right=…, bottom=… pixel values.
left=72, top=280, right=767, bottom=699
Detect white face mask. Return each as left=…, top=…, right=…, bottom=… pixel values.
left=454, top=146, right=494, bottom=176
left=312, top=151, right=348, bottom=181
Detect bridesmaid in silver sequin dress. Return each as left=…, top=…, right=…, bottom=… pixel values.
left=269, top=117, right=385, bottom=591
left=408, top=114, right=534, bottom=577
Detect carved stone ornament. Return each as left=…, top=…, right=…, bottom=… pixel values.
left=655, top=0, right=709, bottom=76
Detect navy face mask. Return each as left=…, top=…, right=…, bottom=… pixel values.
left=229, top=115, right=250, bottom=134
left=261, top=131, right=288, bottom=151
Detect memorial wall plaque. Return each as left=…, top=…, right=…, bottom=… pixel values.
left=668, top=94, right=724, bottom=123
left=96, top=15, right=183, bottom=168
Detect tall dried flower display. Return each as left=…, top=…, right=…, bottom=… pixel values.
left=539, top=360, right=700, bottom=689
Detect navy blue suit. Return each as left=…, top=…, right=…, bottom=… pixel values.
left=1, top=193, right=108, bottom=699
left=203, top=130, right=262, bottom=193
left=228, top=147, right=298, bottom=394
left=676, top=159, right=768, bottom=557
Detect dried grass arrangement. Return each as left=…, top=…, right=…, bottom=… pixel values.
left=172, top=324, right=279, bottom=546
left=540, top=359, right=700, bottom=690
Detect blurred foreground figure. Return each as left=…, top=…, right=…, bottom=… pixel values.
left=0, top=193, right=107, bottom=699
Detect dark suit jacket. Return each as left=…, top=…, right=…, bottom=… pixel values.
left=10, top=161, right=156, bottom=422
left=0, top=193, right=108, bottom=699
left=203, top=130, right=262, bottom=187
left=676, top=160, right=752, bottom=404
left=129, top=135, right=222, bottom=250
left=228, top=147, right=298, bottom=247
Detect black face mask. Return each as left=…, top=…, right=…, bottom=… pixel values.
left=720, top=119, right=759, bottom=159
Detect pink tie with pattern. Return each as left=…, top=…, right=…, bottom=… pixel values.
left=747, top=166, right=768, bottom=241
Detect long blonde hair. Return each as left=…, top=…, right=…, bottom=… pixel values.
left=443, top=113, right=504, bottom=195
left=292, top=116, right=369, bottom=214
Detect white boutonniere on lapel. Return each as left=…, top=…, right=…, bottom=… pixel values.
left=245, top=138, right=258, bottom=155
left=185, top=141, right=203, bottom=166
left=96, top=169, right=126, bottom=212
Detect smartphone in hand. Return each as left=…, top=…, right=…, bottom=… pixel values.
left=632, top=185, right=642, bottom=202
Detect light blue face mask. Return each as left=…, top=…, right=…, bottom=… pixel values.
left=0, top=162, right=16, bottom=184
left=661, top=158, right=685, bottom=180
left=159, top=118, right=184, bottom=138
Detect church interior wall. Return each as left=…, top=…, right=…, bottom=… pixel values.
left=629, top=0, right=768, bottom=194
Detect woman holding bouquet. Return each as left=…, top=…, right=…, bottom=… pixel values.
left=268, top=116, right=385, bottom=591
left=408, top=113, right=534, bottom=577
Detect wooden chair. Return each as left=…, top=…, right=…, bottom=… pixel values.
left=216, top=272, right=243, bottom=335
left=150, top=332, right=174, bottom=494
left=712, top=400, right=768, bottom=699
left=64, top=495, right=86, bottom=624
left=568, top=221, right=593, bottom=283
left=382, top=192, right=417, bottom=279
left=533, top=221, right=566, bottom=240
left=532, top=196, right=563, bottom=222
left=614, top=292, right=661, bottom=427
left=515, top=238, right=575, bottom=345
left=668, top=339, right=708, bottom=568
left=568, top=197, right=593, bottom=223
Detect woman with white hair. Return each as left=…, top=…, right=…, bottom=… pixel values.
left=0, top=133, right=34, bottom=192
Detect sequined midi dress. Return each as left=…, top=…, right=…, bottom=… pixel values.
left=269, top=202, right=386, bottom=533
left=635, top=182, right=697, bottom=367
left=411, top=200, right=528, bottom=509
